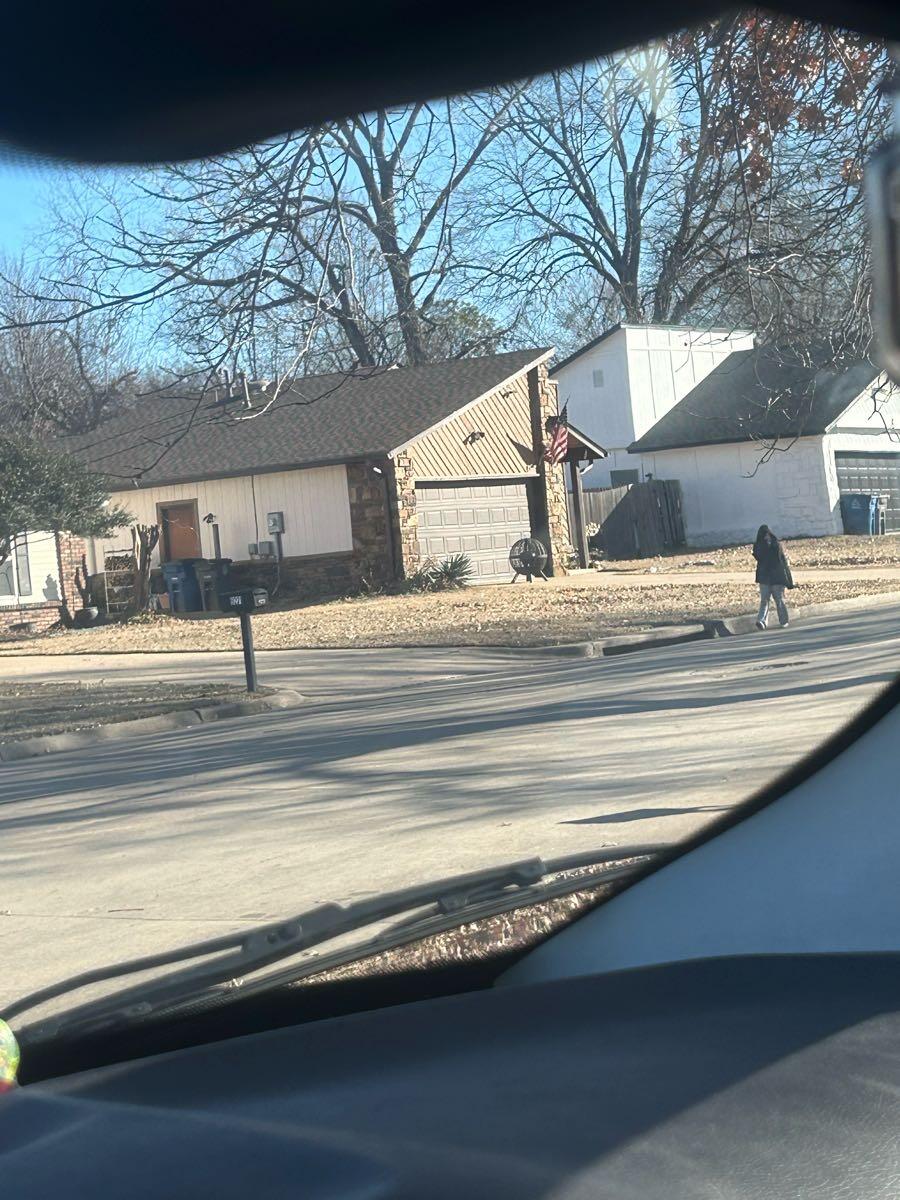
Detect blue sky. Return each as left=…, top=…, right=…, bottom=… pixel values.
left=0, top=159, right=66, bottom=255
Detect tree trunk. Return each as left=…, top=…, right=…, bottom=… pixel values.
left=129, top=524, right=160, bottom=616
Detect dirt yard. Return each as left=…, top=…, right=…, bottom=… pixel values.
left=609, top=534, right=900, bottom=574
left=2, top=577, right=897, bottom=653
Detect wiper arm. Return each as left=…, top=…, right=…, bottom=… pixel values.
left=7, top=845, right=663, bottom=1046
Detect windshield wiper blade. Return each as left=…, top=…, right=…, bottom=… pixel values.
left=7, top=845, right=664, bottom=1046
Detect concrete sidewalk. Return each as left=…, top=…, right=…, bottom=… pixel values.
left=555, top=566, right=900, bottom=587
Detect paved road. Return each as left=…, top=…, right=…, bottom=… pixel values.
left=2, top=602, right=899, bottom=1009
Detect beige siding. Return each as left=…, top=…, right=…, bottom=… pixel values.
left=89, top=465, right=353, bottom=570
left=0, top=531, right=61, bottom=606
left=407, top=374, right=536, bottom=481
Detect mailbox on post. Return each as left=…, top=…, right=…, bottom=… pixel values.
left=219, top=587, right=269, bottom=615
left=218, top=587, right=269, bottom=691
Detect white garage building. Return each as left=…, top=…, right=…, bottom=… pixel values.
left=629, top=344, right=898, bottom=546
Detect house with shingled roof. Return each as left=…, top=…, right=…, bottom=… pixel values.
left=63, top=349, right=606, bottom=597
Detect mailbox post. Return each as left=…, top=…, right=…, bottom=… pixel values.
left=239, top=611, right=257, bottom=692
left=218, top=587, right=269, bottom=692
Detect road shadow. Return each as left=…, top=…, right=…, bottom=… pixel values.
left=562, top=804, right=728, bottom=825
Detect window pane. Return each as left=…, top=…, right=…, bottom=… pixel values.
left=610, top=469, right=639, bottom=487
left=14, top=534, right=32, bottom=596
left=0, top=556, right=14, bottom=596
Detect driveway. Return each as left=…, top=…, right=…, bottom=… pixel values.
left=2, top=602, right=898, bottom=1008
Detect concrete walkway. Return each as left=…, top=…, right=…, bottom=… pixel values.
left=555, top=566, right=900, bottom=587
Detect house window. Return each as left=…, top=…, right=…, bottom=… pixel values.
left=610, top=469, right=640, bottom=487
left=592, top=368, right=605, bottom=388
left=15, top=534, right=32, bottom=596
left=0, top=556, right=13, bottom=596
left=0, top=534, right=32, bottom=598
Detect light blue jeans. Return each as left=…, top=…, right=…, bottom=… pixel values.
left=758, top=584, right=789, bottom=627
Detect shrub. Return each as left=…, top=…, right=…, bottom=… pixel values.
left=429, top=553, right=475, bottom=589
left=400, top=554, right=475, bottom=594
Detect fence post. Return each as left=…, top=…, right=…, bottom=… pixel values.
left=569, top=458, right=589, bottom=568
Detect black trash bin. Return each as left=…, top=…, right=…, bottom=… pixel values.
left=840, top=493, right=878, bottom=535
left=195, top=559, right=233, bottom=611
left=161, top=559, right=205, bottom=613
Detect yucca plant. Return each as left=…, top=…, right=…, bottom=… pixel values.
left=430, top=553, right=475, bottom=590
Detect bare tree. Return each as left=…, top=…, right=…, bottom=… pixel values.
left=28, top=97, right=520, bottom=387
left=0, top=259, right=139, bottom=434
left=484, top=14, right=890, bottom=350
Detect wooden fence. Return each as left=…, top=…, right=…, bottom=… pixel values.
left=568, top=480, right=685, bottom=559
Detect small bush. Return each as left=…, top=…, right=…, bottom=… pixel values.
left=401, top=561, right=440, bottom=593
left=430, top=553, right=475, bottom=590
left=399, top=554, right=475, bottom=594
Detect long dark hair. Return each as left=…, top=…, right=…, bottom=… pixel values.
left=754, top=524, right=776, bottom=550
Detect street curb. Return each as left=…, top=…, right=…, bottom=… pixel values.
left=0, top=688, right=305, bottom=762
left=492, top=590, right=900, bottom=660
left=707, top=589, right=900, bottom=637
left=491, top=623, right=712, bottom=660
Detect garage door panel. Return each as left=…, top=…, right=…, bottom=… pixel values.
left=416, top=481, right=532, bottom=582
left=835, top=452, right=900, bottom=531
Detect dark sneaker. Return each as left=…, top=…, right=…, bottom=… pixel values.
left=756, top=620, right=766, bottom=631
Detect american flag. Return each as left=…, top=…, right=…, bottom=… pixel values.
left=543, top=404, right=569, bottom=465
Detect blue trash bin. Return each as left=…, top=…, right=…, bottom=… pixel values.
left=840, top=493, right=877, bottom=535
left=161, top=559, right=205, bottom=612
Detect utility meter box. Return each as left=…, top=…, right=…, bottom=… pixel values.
left=267, top=511, right=285, bottom=534
left=219, top=587, right=269, bottom=615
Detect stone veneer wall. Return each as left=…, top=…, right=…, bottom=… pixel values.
left=536, top=364, right=571, bottom=574
left=389, top=452, right=421, bottom=577
left=383, top=362, right=571, bottom=579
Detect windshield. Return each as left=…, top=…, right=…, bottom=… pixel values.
left=1, top=13, right=898, bottom=1036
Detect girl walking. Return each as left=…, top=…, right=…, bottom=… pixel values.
left=753, top=525, right=794, bottom=630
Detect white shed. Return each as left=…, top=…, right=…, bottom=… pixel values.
left=630, top=345, right=899, bottom=547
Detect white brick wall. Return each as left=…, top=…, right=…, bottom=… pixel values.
left=643, top=436, right=836, bottom=547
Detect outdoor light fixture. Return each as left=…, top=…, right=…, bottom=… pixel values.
left=464, top=430, right=486, bottom=445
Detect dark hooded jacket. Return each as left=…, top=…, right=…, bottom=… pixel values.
left=753, top=527, right=794, bottom=588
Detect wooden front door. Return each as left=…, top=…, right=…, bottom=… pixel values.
left=159, top=501, right=202, bottom=561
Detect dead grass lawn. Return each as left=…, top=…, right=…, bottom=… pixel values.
left=611, top=534, right=900, bottom=574
left=2, top=577, right=898, bottom=654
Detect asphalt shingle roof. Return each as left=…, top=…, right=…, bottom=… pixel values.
left=62, top=349, right=551, bottom=487
left=629, top=344, right=881, bottom=453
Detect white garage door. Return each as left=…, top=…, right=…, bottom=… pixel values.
left=416, top=482, right=532, bottom=582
